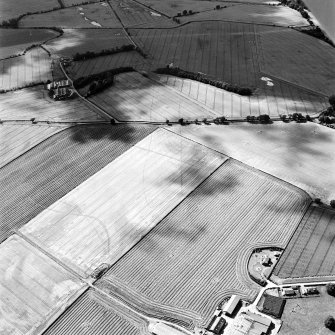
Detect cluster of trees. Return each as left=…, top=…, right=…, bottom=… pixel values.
left=73, top=67, right=134, bottom=96
left=155, top=67, right=253, bottom=96
left=246, top=114, right=271, bottom=123
left=319, top=94, right=335, bottom=123
left=176, top=9, right=198, bottom=17
left=301, top=26, right=335, bottom=47
left=73, top=45, right=136, bottom=61
left=280, top=113, right=311, bottom=122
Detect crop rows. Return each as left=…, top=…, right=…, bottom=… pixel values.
left=108, top=0, right=175, bottom=28
left=158, top=75, right=327, bottom=117
left=0, top=234, right=84, bottom=335
left=106, top=159, right=310, bottom=325
left=20, top=128, right=226, bottom=277
left=20, top=3, right=122, bottom=28
left=0, top=124, right=66, bottom=168
left=0, top=124, right=156, bottom=243
left=43, top=289, right=145, bottom=335
left=273, top=206, right=335, bottom=280
left=68, top=51, right=145, bottom=79
left=130, top=21, right=260, bottom=88
left=0, top=47, right=51, bottom=90
left=0, top=85, right=103, bottom=121
left=45, top=29, right=129, bottom=57
left=257, top=25, right=335, bottom=96
left=89, top=71, right=220, bottom=121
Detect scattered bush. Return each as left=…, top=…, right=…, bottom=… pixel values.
left=327, top=283, right=335, bottom=296
left=329, top=95, right=335, bottom=108
left=155, top=67, right=253, bottom=96
left=315, top=198, right=322, bottom=204
left=330, top=201, right=335, bottom=209
left=325, top=316, right=335, bottom=331
left=215, top=5, right=221, bottom=10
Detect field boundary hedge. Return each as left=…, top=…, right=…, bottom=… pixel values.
left=155, top=67, right=253, bottom=96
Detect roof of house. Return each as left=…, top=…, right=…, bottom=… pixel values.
left=223, top=295, right=240, bottom=315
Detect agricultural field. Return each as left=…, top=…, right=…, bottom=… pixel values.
left=20, top=3, right=122, bottom=28
left=258, top=25, right=335, bottom=96
left=89, top=71, right=221, bottom=121
left=0, top=47, right=51, bottom=90
left=0, top=28, right=59, bottom=59
left=108, top=0, right=175, bottom=28
left=63, top=0, right=101, bottom=6
left=157, top=74, right=327, bottom=117
left=272, top=205, right=335, bottom=282
left=20, top=128, right=226, bottom=277
left=105, top=159, right=310, bottom=325
left=0, top=124, right=156, bottom=243
left=68, top=51, right=146, bottom=79
left=0, top=125, right=66, bottom=168
left=130, top=21, right=260, bottom=88
left=43, top=288, right=148, bottom=335
left=166, top=123, right=335, bottom=202
left=44, top=28, right=130, bottom=57
left=0, top=0, right=59, bottom=21
left=279, top=285, right=335, bottom=335
left=0, top=85, right=103, bottom=122
left=178, top=4, right=308, bottom=27
left=133, top=0, right=233, bottom=17
left=0, top=234, right=85, bottom=335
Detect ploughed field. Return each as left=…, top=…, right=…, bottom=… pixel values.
left=157, top=75, right=327, bottom=117
left=0, top=47, right=51, bottom=90
left=43, top=289, right=148, bottom=335
left=44, top=29, right=130, bottom=57
left=273, top=205, right=335, bottom=283
left=20, top=2, right=122, bottom=28
left=0, top=124, right=156, bottom=243
left=105, top=159, right=310, bottom=325
left=0, top=28, right=59, bottom=59
left=0, top=234, right=85, bottom=335
left=0, top=85, right=103, bottom=122
left=19, top=128, right=226, bottom=277
left=89, top=71, right=221, bottom=121
left=0, top=124, right=66, bottom=168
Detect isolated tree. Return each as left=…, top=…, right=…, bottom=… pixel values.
left=178, top=118, right=184, bottom=125
left=216, top=5, right=221, bottom=9
left=188, top=9, right=193, bottom=14
left=330, top=201, right=335, bottom=209
left=329, top=95, right=335, bottom=108
left=325, top=316, right=335, bottom=331
left=327, top=283, right=335, bottom=296
left=182, top=9, right=188, bottom=15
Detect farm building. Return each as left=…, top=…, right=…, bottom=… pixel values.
left=47, top=79, right=70, bottom=90
left=206, top=316, right=226, bottom=334
left=53, top=87, right=74, bottom=100
left=223, top=295, right=241, bottom=316
left=282, top=288, right=296, bottom=297
left=231, top=312, right=272, bottom=335
left=258, top=293, right=286, bottom=318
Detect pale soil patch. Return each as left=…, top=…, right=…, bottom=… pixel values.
left=20, top=128, right=227, bottom=277
left=157, top=75, right=327, bottom=117
left=89, top=71, right=221, bottom=121
left=0, top=47, right=51, bottom=90
left=0, top=234, right=85, bottom=335
left=20, top=3, right=122, bottom=28
left=0, top=124, right=66, bottom=168
left=0, top=29, right=58, bottom=59
left=0, top=85, right=103, bottom=122
left=44, top=29, right=129, bottom=57
left=0, top=0, right=59, bottom=21
left=167, top=123, right=335, bottom=202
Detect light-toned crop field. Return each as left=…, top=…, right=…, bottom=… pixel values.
left=0, top=124, right=156, bottom=243
left=0, top=124, right=66, bottom=168
left=68, top=51, right=146, bottom=79
left=20, top=3, right=122, bottom=28
left=179, top=4, right=308, bottom=27
left=273, top=205, right=335, bottom=282
left=166, top=123, right=335, bottom=202
left=0, top=85, right=103, bottom=122
left=134, top=0, right=233, bottom=17
left=131, top=21, right=260, bottom=88
left=108, top=0, right=175, bottom=28
left=0, top=0, right=59, bottom=21
left=106, top=159, right=310, bottom=325
left=0, top=28, right=59, bottom=59
left=157, top=75, right=327, bottom=117
left=0, top=234, right=85, bottom=335
left=89, top=71, right=220, bottom=121
left=20, top=128, right=227, bottom=277
left=0, top=47, right=51, bottom=90
left=43, top=289, right=148, bottom=335
left=257, top=26, right=335, bottom=96
left=44, top=28, right=130, bottom=57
